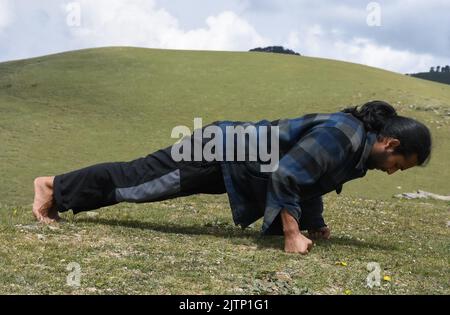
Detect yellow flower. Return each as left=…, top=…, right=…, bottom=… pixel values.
left=335, top=261, right=348, bottom=266
left=383, top=275, right=392, bottom=282
left=344, top=289, right=352, bottom=295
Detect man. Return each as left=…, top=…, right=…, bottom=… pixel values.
left=32, top=101, right=432, bottom=255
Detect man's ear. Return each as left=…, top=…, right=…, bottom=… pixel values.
left=386, top=138, right=400, bottom=152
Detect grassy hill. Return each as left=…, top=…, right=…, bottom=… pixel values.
left=1, top=47, right=449, bottom=205
left=410, top=72, right=450, bottom=86
left=0, top=47, right=449, bottom=294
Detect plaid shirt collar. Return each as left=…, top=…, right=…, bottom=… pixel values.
left=355, top=131, right=377, bottom=173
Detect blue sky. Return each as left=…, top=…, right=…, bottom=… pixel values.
left=0, top=0, right=448, bottom=73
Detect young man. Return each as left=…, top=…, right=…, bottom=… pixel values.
left=32, top=101, right=431, bottom=255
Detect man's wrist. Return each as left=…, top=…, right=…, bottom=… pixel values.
left=283, top=228, right=300, bottom=238
left=281, top=209, right=300, bottom=237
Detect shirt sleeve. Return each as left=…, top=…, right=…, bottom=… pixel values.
left=299, top=197, right=326, bottom=230
left=261, top=126, right=352, bottom=234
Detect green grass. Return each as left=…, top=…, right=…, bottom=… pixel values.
left=0, top=47, right=449, bottom=294
left=1, top=195, right=448, bottom=294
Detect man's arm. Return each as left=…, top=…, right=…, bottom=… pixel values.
left=281, top=209, right=313, bottom=254
left=262, top=127, right=353, bottom=252
left=299, top=197, right=331, bottom=240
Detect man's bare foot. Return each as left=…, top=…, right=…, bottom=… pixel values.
left=32, top=177, right=61, bottom=224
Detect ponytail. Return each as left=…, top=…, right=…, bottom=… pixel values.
left=341, top=100, right=397, bottom=133
left=342, top=100, right=432, bottom=166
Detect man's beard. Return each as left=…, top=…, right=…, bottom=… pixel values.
left=366, top=151, right=388, bottom=170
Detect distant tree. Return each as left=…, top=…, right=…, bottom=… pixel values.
left=249, top=46, right=301, bottom=56
left=410, top=64, right=450, bottom=85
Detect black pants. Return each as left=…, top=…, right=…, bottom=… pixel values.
left=53, top=145, right=226, bottom=214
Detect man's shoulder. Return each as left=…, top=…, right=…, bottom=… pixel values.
left=318, top=113, right=366, bottom=152
left=285, top=112, right=366, bottom=152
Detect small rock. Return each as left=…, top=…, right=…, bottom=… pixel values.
left=275, top=272, right=292, bottom=282
left=37, top=234, right=45, bottom=241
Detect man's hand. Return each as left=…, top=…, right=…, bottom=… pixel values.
left=281, top=209, right=313, bottom=255
left=308, top=226, right=331, bottom=240
left=284, top=232, right=313, bottom=254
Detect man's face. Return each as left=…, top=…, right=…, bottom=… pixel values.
left=367, top=137, right=419, bottom=175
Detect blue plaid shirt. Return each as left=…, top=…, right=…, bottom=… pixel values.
left=215, top=112, right=377, bottom=235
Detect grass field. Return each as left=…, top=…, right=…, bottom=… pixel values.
left=0, top=47, right=449, bottom=294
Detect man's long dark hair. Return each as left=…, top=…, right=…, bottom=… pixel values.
left=342, top=100, right=432, bottom=165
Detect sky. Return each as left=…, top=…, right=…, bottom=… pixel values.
left=0, top=0, right=448, bottom=73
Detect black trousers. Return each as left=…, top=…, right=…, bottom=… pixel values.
left=53, top=145, right=226, bottom=214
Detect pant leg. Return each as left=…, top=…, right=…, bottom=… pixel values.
left=53, top=162, right=121, bottom=214
left=53, top=146, right=226, bottom=214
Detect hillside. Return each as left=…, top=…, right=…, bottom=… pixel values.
left=410, top=72, right=450, bottom=86
left=1, top=47, right=449, bottom=206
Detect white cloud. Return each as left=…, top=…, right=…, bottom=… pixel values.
left=285, top=26, right=448, bottom=74
left=69, top=0, right=268, bottom=51
left=0, top=0, right=447, bottom=74
left=169, top=11, right=269, bottom=50
left=0, top=0, right=268, bottom=62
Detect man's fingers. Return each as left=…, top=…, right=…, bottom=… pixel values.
left=309, top=231, right=320, bottom=239
left=321, top=227, right=331, bottom=240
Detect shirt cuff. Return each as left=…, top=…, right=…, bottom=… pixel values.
left=261, top=204, right=301, bottom=235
